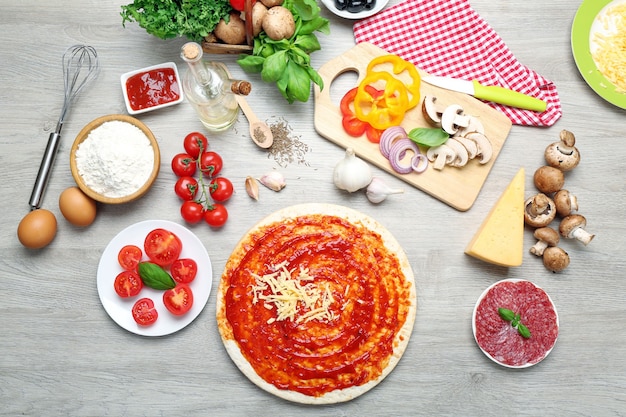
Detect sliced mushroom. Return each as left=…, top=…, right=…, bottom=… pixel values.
left=421, top=96, right=445, bottom=127
left=453, top=116, right=485, bottom=137
left=464, top=131, right=493, bottom=164
left=524, top=193, right=556, bottom=228
left=554, top=189, right=578, bottom=217
left=559, top=214, right=595, bottom=245
left=440, top=104, right=471, bottom=135
left=450, top=136, right=478, bottom=159
left=529, top=227, right=560, bottom=256
left=426, top=144, right=456, bottom=170
left=543, top=246, right=570, bottom=273
left=545, top=129, right=580, bottom=171
left=444, top=138, right=469, bottom=167
left=534, top=166, right=564, bottom=194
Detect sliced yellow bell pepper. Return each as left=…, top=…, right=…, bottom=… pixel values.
left=366, top=55, right=421, bottom=110
left=353, top=72, right=410, bottom=130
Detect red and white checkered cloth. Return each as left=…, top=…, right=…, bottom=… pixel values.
left=353, top=0, right=562, bottom=126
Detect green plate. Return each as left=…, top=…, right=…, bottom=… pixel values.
left=572, top=0, right=626, bottom=108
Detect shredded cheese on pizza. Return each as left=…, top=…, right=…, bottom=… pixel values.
left=592, top=3, right=626, bottom=93
left=250, top=262, right=336, bottom=324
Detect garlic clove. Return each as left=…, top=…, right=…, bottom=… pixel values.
left=245, top=176, right=259, bottom=200
left=258, top=171, right=286, bottom=192
left=333, top=148, right=373, bottom=193
left=366, top=177, right=404, bottom=204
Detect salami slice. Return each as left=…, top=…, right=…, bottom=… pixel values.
left=472, top=279, right=558, bottom=368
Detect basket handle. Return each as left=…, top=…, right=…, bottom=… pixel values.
left=244, top=0, right=254, bottom=46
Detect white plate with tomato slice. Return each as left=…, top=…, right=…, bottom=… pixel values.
left=97, top=220, right=212, bottom=336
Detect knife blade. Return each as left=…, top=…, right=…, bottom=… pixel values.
left=422, top=75, right=547, bottom=112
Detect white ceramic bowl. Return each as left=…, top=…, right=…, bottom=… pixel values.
left=120, top=62, right=184, bottom=115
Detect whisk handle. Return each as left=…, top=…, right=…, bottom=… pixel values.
left=29, top=131, right=61, bottom=210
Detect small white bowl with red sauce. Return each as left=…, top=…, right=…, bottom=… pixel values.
left=121, top=62, right=184, bottom=115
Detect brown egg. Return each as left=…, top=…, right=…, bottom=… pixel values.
left=59, top=186, right=97, bottom=227
left=17, top=209, right=58, bottom=249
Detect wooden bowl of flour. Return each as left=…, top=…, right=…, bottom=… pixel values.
left=70, top=114, right=160, bottom=204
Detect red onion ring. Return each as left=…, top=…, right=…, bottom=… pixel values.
left=388, top=138, right=420, bottom=174
left=411, top=153, right=429, bottom=173
left=379, top=126, right=408, bottom=159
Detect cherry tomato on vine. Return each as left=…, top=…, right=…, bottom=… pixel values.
left=229, top=0, right=256, bottom=11
left=132, top=298, right=158, bottom=326
left=118, top=244, right=143, bottom=271
left=114, top=270, right=143, bottom=298
left=204, top=204, right=228, bottom=228
left=174, top=176, right=199, bottom=201
left=180, top=201, right=205, bottom=224
left=209, top=177, right=234, bottom=202
left=183, top=132, right=209, bottom=159
left=171, top=153, right=197, bottom=177
left=200, top=151, right=223, bottom=177
left=171, top=258, right=198, bottom=284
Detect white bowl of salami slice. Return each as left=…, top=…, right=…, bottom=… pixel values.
left=472, top=279, right=559, bottom=368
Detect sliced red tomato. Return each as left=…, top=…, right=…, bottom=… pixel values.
left=163, top=284, right=194, bottom=316
left=118, top=244, right=143, bottom=271
left=114, top=270, right=143, bottom=298
left=365, top=124, right=384, bottom=143
left=171, top=258, right=198, bottom=284
left=144, top=228, right=183, bottom=267
left=132, top=298, right=158, bottom=326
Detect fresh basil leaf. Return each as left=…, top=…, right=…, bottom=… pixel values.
left=261, top=50, right=288, bottom=83
left=138, top=262, right=176, bottom=290
left=408, top=127, right=449, bottom=147
left=517, top=323, right=531, bottom=339
left=498, top=307, right=516, bottom=322
left=237, top=55, right=265, bottom=73
left=283, top=61, right=312, bottom=103
left=294, top=34, right=321, bottom=53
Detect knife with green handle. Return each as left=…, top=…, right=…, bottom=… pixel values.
left=422, top=75, right=547, bottom=112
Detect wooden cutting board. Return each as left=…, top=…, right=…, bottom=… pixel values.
left=314, top=43, right=512, bottom=211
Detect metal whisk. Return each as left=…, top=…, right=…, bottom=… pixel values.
left=28, top=44, right=99, bottom=210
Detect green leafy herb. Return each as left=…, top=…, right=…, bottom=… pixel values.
left=237, top=0, right=330, bottom=103
left=407, top=127, right=449, bottom=147
left=120, top=0, right=232, bottom=42
left=498, top=307, right=532, bottom=339
left=138, top=262, right=176, bottom=290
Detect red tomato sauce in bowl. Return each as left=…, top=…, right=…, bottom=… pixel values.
left=121, top=63, right=183, bottom=114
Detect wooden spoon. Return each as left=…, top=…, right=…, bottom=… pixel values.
left=235, top=95, right=273, bottom=149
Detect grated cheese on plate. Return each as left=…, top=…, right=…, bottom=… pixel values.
left=250, top=262, right=338, bottom=324
left=592, top=2, right=626, bottom=93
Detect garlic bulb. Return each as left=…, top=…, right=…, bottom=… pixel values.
left=258, top=171, right=286, bottom=192
left=366, top=177, right=404, bottom=204
left=333, top=148, right=373, bottom=193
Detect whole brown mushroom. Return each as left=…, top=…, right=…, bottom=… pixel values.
left=534, top=166, right=565, bottom=194
left=249, top=1, right=268, bottom=37
left=214, top=12, right=247, bottom=45
left=554, top=189, right=578, bottom=217
left=559, top=214, right=595, bottom=245
left=524, top=193, right=557, bottom=228
left=545, top=130, right=581, bottom=171
left=262, top=6, right=296, bottom=41
left=543, top=246, right=570, bottom=273
left=530, top=227, right=560, bottom=256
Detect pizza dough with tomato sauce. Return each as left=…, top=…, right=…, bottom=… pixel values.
left=216, top=204, right=417, bottom=404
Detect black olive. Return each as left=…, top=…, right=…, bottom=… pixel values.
left=334, top=0, right=348, bottom=11
left=364, top=0, right=377, bottom=10
left=346, top=0, right=366, bottom=13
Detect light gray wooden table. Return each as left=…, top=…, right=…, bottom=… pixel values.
left=2, top=1, right=625, bottom=416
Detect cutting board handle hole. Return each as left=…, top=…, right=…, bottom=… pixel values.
left=328, top=70, right=360, bottom=107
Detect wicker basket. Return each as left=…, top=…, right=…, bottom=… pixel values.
left=202, top=0, right=254, bottom=54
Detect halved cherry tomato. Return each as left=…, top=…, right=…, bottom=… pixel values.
left=174, top=176, right=199, bottom=201
left=204, top=204, right=228, bottom=228
left=114, top=270, right=143, bottom=298
left=144, top=228, right=183, bottom=267
left=171, top=258, right=198, bottom=284
left=132, top=298, right=158, bottom=326
left=171, top=153, right=197, bottom=177
left=163, top=284, right=194, bottom=316
left=118, top=244, right=143, bottom=271
left=180, top=201, right=205, bottom=224
left=209, top=177, right=234, bottom=202
left=183, top=132, right=209, bottom=159
left=200, top=151, right=223, bottom=177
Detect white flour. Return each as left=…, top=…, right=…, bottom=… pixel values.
left=75, top=120, right=155, bottom=198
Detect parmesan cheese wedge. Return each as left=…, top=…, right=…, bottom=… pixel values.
left=465, top=168, right=525, bottom=267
